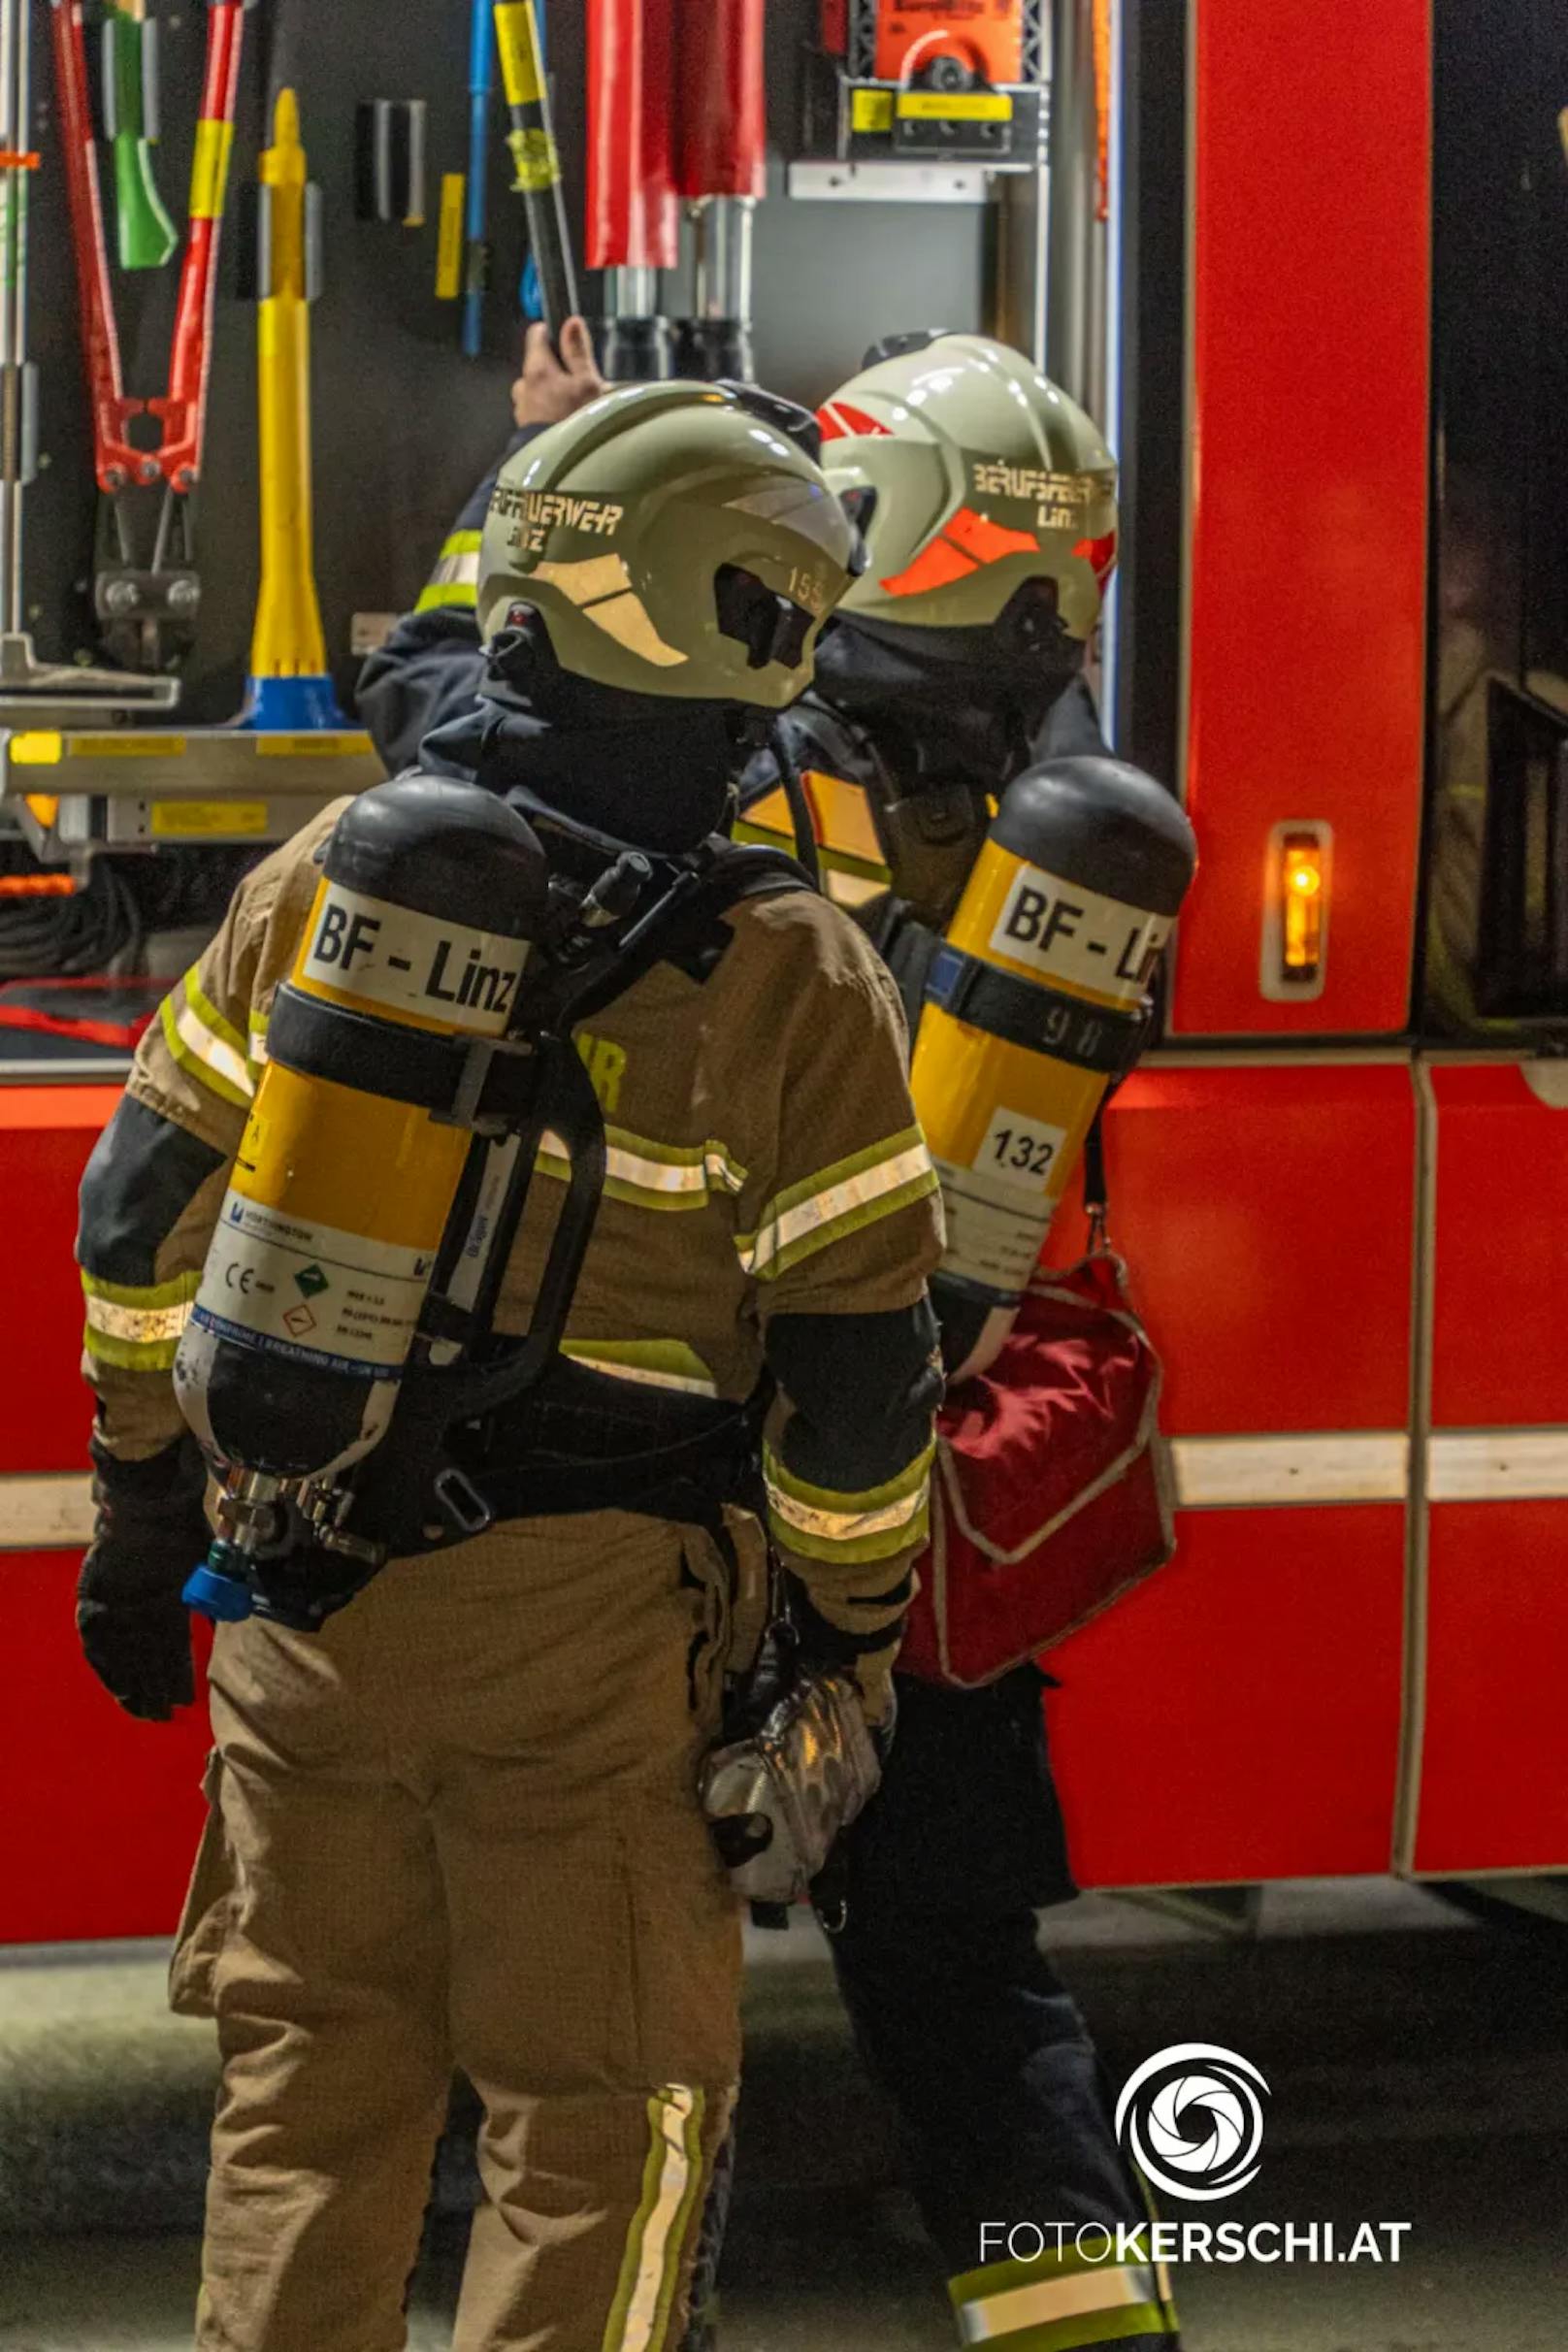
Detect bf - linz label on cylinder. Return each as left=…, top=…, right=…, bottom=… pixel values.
left=991, top=862, right=1170, bottom=1006
left=301, top=883, right=529, bottom=1035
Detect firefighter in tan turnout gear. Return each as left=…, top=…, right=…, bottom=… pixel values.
left=74, top=381, right=945, bottom=2352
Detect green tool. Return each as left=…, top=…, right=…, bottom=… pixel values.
left=103, top=0, right=177, bottom=270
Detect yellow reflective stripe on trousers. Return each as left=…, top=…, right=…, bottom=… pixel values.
left=952, top=2253, right=1169, bottom=2348
left=415, top=530, right=483, bottom=612
left=81, top=1268, right=200, bottom=1370
left=763, top=1437, right=932, bottom=1563
left=563, top=1340, right=721, bottom=1397
left=539, top=1128, right=747, bottom=1214
left=159, top=970, right=255, bottom=1112
left=736, top=1126, right=939, bottom=1282
left=604, top=2084, right=706, bottom=2352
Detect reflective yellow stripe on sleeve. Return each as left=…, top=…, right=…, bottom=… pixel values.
left=158, top=969, right=255, bottom=1113
left=737, top=1126, right=940, bottom=1284
left=82, top=1269, right=200, bottom=1372
left=415, top=529, right=484, bottom=613
left=763, top=1437, right=933, bottom=1567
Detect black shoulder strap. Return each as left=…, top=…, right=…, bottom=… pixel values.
left=701, top=840, right=818, bottom=913
left=767, top=722, right=822, bottom=892
left=562, top=843, right=814, bottom=1029
left=1083, top=1103, right=1108, bottom=1224
left=874, top=902, right=945, bottom=1043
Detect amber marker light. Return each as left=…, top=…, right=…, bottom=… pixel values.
left=1281, top=836, right=1324, bottom=976
left=1261, top=821, right=1332, bottom=1002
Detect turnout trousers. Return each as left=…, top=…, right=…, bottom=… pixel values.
left=170, top=1509, right=743, bottom=2352
left=828, top=1669, right=1180, bottom=2350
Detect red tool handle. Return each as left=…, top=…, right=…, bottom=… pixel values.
left=49, top=0, right=139, bottom=492
left=586, top=0, right=679, bottom=271
left=152, top=0, right=247, bottom=486
left=674, top=0, right=766, bottom=200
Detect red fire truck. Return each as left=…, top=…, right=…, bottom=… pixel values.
left=3, top=0, right=1565, bottom=1939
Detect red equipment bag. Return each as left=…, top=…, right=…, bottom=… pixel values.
left=899, top=1244, right=1176, bottom=1689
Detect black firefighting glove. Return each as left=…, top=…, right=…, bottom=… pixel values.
left=77, top=1432, right=210, bottom=1722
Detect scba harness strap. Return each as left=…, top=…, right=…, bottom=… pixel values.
left=441, top=1356, right=767, bottom=1535
left=258, top=841, right=814, bottom=1618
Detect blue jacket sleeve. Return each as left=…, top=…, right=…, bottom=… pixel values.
left=356, top=427, right=539, bottom=777
left=355, top=611, right=491, bottom=780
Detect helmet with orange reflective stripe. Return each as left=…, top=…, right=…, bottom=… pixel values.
left=816, top=333, right=1118, bottom=637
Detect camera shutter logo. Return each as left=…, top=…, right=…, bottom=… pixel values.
left=1115, top=2044, right=1270, bottom=2202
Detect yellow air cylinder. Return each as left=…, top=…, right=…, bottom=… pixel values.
left=912, top=755, right=1196, bottom=1380
left=175, top=778, right=550, bottom=1482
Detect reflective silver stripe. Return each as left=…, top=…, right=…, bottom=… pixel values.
left=958, top=2263, right=1159, bottom=2343
left=1429, top=1428, right=1568, bottom=1501
left=562, top=1347, right=719, bottom=1399
left=82, top=1293, right=193, bottom=1347
left=606, top=1141, right=744, bottom=1198
left=763, top=1474, right=928, bottom=1547
left=1171, top=1428, right=1568, bottom=1508
left=0, top=1474, right=94, bottom=1552
left=171, top=989, right=254, bottom=1100
left=1172, top=1433, right=1406, bottom=1507
left=540, top=1131, right=744, bottom=1201
left=426, top=549, right=480, bottom=593
left=740, top=1140, right=935, bottom=1278
left=613, top=2084, right=702, bottom=2352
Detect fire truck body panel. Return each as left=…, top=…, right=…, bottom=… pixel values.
left=0, top=1090, right=209, bottom=1943
left=1172, top=0, right=1431, bottom=1042
left=1044, top=1058, right=1417, bottom=1888
left=1409, top=1063, right=1568, bottom=1877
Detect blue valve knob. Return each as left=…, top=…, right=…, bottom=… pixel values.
left=183, top=1560, right=255, bottom=1623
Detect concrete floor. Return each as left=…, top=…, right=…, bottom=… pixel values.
left=2, top=1879, right=1565, bottom=2350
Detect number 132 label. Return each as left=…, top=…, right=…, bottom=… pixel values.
left=972, top=1106, right=1070, bottom=1196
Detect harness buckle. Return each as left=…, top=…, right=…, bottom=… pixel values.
left=433, top=1465, right=497, bottom=1539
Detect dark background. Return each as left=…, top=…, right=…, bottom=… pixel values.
left=22, top=0, right=987, bottom=728
left=1420, top=0, right=1568, bottom=1033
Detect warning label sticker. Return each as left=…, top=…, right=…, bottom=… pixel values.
left=935, top=1158, right=1059, bottom=1302
left=192, top=1192, right=434, bottom=1373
